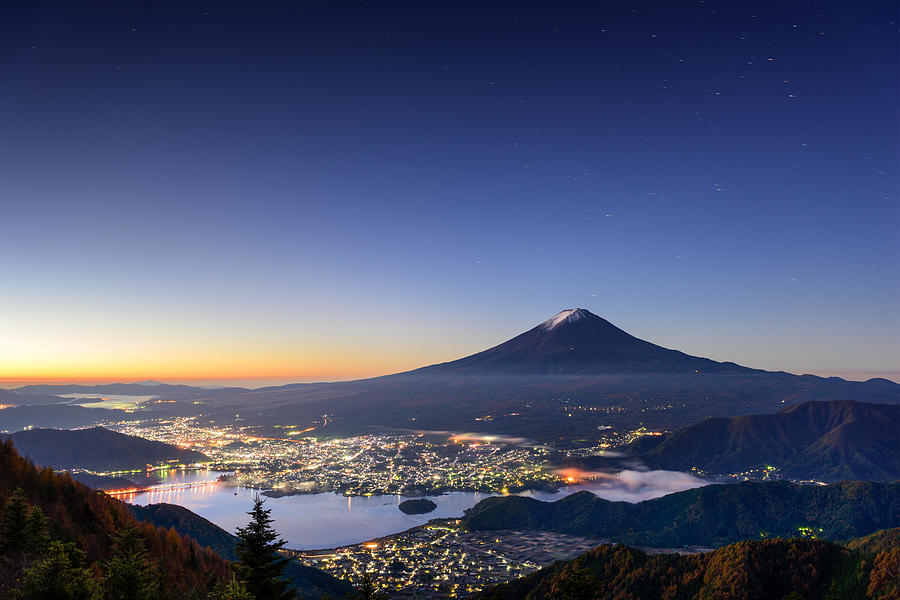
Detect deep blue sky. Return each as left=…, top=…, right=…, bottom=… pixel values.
left=1, top=1, right=897, bottom=384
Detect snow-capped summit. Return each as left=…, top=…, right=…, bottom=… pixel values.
left=540, top=308, right=590, bottom=331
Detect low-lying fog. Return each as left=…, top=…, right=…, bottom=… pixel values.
left=569, top=469, right=710, bottom=503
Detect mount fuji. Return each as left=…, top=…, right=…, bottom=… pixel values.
left=413, top=308, right=754, bottom=376
left=161, top=308, right=899, bottom=439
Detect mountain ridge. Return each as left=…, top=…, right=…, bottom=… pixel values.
left=590, top=399, right=900, bottom=482
left=461, top=480, right=900, bottom=548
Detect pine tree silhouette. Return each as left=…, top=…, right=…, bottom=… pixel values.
left=234, top=495, right=294, bottom=600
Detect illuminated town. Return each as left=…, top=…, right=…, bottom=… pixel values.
left=109, top=417, right=565, bottom=496
left=291, top=520, right=608, bottom=598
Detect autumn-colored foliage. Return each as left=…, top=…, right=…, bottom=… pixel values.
left=0, top=438, right=229, bottom=597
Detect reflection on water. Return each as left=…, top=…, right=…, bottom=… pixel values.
left=125, top=474, right=499, bottom=549
left=124, top=469, right=708, bottom=549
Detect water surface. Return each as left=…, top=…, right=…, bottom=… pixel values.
left=125, top=468, right=707, bottom=549
left=60, top=393, right=155, bottom=410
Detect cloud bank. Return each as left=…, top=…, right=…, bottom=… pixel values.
left=560, top=469, right=710, bottom=503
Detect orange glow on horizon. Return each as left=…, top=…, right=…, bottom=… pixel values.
left=0, top=336, right=455, bottom=388
left=0, top=369, right=396, bottom=388
left=0, top=355, right=430, bottom=388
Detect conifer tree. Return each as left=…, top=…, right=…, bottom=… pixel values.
left=207, top=573, right=254, bottom=600
left=824, top=579, right=841, bottom=600
left=234, top=496, right=293, bottom=600
left=0, top=488, right=30, bottom=555
left=101, top=527, right=159, bottom=600
left=354, top=572, right=388, bottom=600
left=23, top=505, right=50, bottom=555
left=555, top=565, right=595, bottom=600
left=13, top=540, right=97, bottom=600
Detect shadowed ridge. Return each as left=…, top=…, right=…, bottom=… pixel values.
left=474, top=535, right=899, bottom=600
left=4, top=426, right=210, bottom=471
left=461, top=480, right=900, bottom=547
left=613, top=400, right=900, bottom=482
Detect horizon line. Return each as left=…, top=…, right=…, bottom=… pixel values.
left=2, top=369, right=898, bottom=390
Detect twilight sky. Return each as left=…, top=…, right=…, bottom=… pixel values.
left=1, top=1, right=897, bottom=386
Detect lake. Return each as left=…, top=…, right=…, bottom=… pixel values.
left=60, top=394, right=156, bottom=410
left=124, top=468, right=708, bottom=549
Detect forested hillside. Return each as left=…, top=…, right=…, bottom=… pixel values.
left=0, top=439, right=227, bottom=597
left=463, top=481, right=900, bottom=547
left=478, top=534, right=900, bottom=600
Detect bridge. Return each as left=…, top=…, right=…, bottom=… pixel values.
left=106, top=479, right=221, bottom=497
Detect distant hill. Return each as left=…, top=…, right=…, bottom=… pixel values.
left=0, top=404, right=129, bottom=432
left=5, top=427, right=209, bottom=471
left=14, top=382, right=248, bottom=399
left=0, top=387, right=70, bottom=405
left=69, top=472, right=138, bottom=491
left=579, top=400, right=900, bottom=482
left=477, top=536, right=900, bottom=600
left=185, top=309, right=900, bottom=440
left=130, top=503, right=355, bottom=598
left=461, top=481, right=900, bottom=548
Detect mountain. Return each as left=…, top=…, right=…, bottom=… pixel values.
left=5, top=427, right=209, bottom=471
left=461, top=481, right=900, bottom=548
left=415, top=308, right=757, bottom=376
left=477, top=535, right=900, bottom=600
left=179, top=309, right=899, bottom=440
left=130, top=503, right=355, bottom=599
left=582, top=400, right=900, bottom=482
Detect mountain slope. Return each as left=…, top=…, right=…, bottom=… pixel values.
left=5, top=427, right=209, bottom=471
left=581, top=400, right=900, bottom=482
left=131, top=503, right=238, bottom=560
left=476, top=536, right=900, bottom=600
left=461, top=481, right=900, bottom=548
left=414, top=308, right=756, bottom=375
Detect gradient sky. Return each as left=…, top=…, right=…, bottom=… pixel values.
left=1, top=1, right=897, bottom=386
